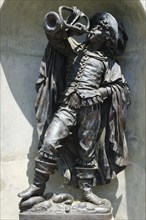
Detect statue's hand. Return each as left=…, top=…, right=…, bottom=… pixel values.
left=97, top=87, right=112, bottom=100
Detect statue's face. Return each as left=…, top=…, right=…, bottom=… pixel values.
left=87, top=24, right=105, bottom=45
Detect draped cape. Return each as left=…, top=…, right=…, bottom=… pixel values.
left=35, top=42, right=130, bottom=185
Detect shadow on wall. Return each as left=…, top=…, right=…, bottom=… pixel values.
left=1, top=0, right=145, bottom=219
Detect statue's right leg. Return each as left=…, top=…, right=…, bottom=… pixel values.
left=18, top=105, right=77, bottom=199
left=18, top=155, right=58, bottom=199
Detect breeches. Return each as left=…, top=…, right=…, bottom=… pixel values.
left=40, top=105, right=101, bottom=167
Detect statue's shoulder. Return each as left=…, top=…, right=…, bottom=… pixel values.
left=107, top=57, right=121, bottom=70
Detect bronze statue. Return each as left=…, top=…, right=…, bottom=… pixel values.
left=18, top=6, right=130, bottom=212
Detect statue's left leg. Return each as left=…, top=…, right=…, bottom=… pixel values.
left=76, top=171, right=104, bottom=205
left=76, top=105, right=104, bottom=205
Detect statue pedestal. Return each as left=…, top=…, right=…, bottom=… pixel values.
left=19, top=212, right=114, bottom=220
left=19, top=195, right=114, bottom=220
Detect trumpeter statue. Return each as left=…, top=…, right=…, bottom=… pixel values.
left=18, top=6, right=130, bottom=212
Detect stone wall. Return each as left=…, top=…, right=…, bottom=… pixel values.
left=1, top=0, right=145, bottom=219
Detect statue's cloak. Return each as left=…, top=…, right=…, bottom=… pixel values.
left=35, top=42, right=130, bottom=185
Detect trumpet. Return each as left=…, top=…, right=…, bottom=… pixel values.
left=43, top=11, right=63, bottom=34
left=43, top=6, right=90, bottom=35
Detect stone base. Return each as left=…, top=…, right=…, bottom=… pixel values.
left=19, top=212, right=114, bottom=220
left=19, top=194, right=114, bottom=220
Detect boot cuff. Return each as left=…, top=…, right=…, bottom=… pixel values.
left=35, top=157, right=58, bottom=174
left=76, top=167, right=96, bottom=179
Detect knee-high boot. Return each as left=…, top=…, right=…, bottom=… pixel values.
left=18, top=156, right=58, bottom=199
left=76, top=168, right=104, bottom=205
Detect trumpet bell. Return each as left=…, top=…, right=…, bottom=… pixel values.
left=43, top=11, right=63, bottom=34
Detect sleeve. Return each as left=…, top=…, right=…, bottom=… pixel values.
left=103, top=59, right=125, bottom=85
left=45, top=30, right=73, bottom=56
left=97, top=59, right=128, bottom=101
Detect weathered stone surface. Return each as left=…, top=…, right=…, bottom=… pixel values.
left=19, top=197, right=114, bottom=219
left=19, top=212, right=113, bottom=220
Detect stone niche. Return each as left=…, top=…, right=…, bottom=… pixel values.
left=0, top=0, right=145, bottom=220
